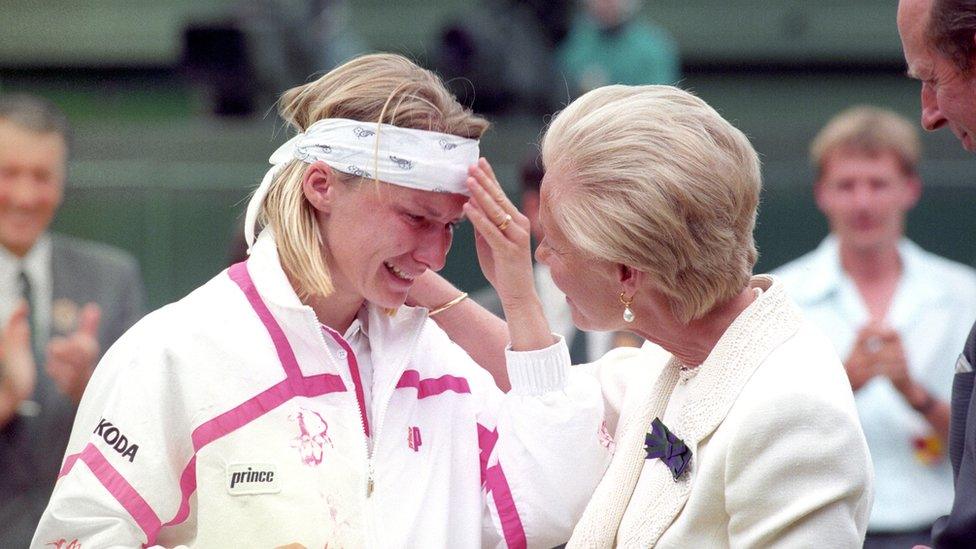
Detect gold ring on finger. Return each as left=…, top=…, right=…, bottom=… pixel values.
left=496, top=214, right=512, bottom=231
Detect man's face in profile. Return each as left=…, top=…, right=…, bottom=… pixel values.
left=898, top=0, right=976, bottom=151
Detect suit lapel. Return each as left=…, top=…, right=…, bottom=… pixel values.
left=569, top=362, right=680, bottom=548
left=675, top=277, right=801, bottom=444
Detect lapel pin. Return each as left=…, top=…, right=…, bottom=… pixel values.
left=644, top=417, right=692, bottom=481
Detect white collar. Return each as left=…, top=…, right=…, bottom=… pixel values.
left=246, top=229, right=425, bottom=338
left=0, top=234, right=51, bottom=285
left=787, top=235, right=933, bottom=303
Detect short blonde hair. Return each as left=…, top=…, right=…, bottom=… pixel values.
left=810, top=106, right=921, bottom=178
left=541, top=85, right=761, bottom=323
left=259, top=53, right=489, bottom=298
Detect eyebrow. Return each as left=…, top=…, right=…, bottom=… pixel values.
left=905, top=60, right=932, bottom=80
left=413, top=202, right=465, bottom=224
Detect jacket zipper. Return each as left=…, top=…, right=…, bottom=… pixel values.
left=317, top=309, right=426, bottom=500
left=366, top=318, right=426, bottom=496
left=314, top=320, right=374, bottom=498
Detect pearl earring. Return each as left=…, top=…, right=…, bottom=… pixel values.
left=619, top=292, right=635, bottom=323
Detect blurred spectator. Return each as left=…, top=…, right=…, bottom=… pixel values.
left=0, top=94, right=145, bottom=546
left=471, top=152, right=642, bottom=362
left=558, top=0, right=679, bottom=95
left=432, top=0, right=574, bottom=113
left=183, top=0, right=366, bottom=116
left=773, top=106, right=976, bottom=548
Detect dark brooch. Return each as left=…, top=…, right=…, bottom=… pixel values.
left=644, top=417, right=692, bottom=481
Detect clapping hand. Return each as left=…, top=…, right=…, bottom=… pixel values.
left=45, top=303, right=101, bottom=404
left=845, top=323, right=907, bottom=391
left=0, top=301, right=36, bottom=423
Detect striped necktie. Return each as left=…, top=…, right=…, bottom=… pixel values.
left=17, top=269, right=39, bottom=359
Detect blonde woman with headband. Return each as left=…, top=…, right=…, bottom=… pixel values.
left=416, top=84, right=875, bottom=547
left=32, top=54, right=610, bottom=548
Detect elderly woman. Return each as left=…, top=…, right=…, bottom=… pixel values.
left=417, top=85, right=874, bottom=547
left=31, top=54, right=610, bottom=548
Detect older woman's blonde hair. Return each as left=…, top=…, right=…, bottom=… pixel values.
left=810, top=106, right=920, bottom=178
left=259, top=53, right=488, bottom=298
left=540, top=85, right=761, bottom=323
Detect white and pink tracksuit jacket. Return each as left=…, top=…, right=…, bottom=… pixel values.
left=31, top=233, right=611, bottom=549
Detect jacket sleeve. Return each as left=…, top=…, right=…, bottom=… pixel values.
left=31, top=319, right=193, bottom=549
left=469, top=336, right=611, bottom=549
left=723, top=384, right=873, bottom=548
left=932, top=321, right=976, bottom=549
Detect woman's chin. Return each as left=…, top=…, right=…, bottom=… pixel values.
left=361, top=285, right=408, bottom=311
left=567, top=303, right=594, bottom=331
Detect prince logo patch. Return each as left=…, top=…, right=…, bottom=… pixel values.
left=226, top=463, right=280, bottom=496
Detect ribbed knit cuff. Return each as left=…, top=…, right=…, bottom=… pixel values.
left=505, top=334, right=570, bottom=396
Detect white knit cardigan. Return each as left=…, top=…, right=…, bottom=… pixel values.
left=568, top=275, right=873, bottom=548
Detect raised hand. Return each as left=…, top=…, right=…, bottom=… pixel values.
left=0, top=301, right=36, bottom=425
left=464, top=158, right=554, bottom=352
left=45, top=302, right=101, bottom=403
left=464, top=158, right=535, bottom=307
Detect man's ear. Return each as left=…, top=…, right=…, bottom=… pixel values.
left=812, top=177, right=829, bottom=215
left=904, top=173, right=922, bottom=209
left=303, top=161, right=339, bottom=213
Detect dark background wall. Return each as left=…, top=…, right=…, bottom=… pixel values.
left=2, top=0, right=972, bottom=309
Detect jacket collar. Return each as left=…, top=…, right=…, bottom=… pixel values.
left=570, top=275, right=803, bottom=547
left=786, top=236, right=844, bottom=305
left=245, top=230, right=429, bottom=379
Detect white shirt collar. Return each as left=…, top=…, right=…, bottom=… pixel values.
left=0, top=234, right=52, bottom=335
left=0, top=233, right=51, bottom=280
left=787, top=235, right=945, bottom=315
left=342, top=306, right=370, bottom=340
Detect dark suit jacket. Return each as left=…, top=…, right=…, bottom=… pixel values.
left=0, top=233, right=144, bottom=547
left=932, top=319, right=976, bottom=548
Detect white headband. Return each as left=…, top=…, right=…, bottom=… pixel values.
left=244, top=118, right=480, bottom=248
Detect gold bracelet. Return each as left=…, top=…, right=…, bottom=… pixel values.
left=428, top=292, right=468, bottom=316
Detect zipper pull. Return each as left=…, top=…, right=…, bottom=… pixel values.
left=366, top=462, right=375, bottom=498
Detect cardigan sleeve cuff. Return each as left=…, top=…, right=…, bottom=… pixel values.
left=505, top=334, right=570, bottom=396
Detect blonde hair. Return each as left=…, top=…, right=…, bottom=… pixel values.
left=259, top=53, right=488, bottom=298
left=810, top=106, right=920, bottom=178
left=541, top=85, right=761, bottom=323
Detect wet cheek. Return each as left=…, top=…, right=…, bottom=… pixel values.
left=436, top=228, right=453, bottom=255
left=550, top=265, right=573, bottom=292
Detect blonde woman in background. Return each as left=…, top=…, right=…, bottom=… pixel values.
left=416, top=85, right=874, bottom=547
left=31, top=54, right=610, bottom=548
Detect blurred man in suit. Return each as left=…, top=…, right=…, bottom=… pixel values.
left=898, top=0, right=976, bottom=546
left=774, top=107, right=976, bottom=548
left=0, top=94, right=145, bottom=546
